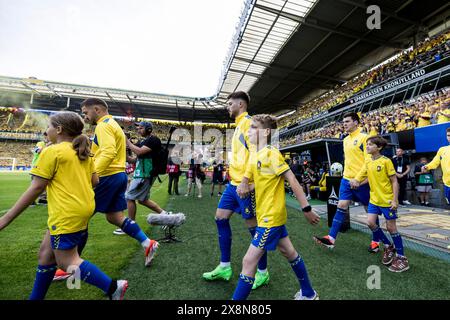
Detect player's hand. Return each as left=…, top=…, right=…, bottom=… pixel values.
left=421, top=166, right=428, bottom=173
left=236, top=181, right=250, bottom=198
left=390, top=200, right=398, bottom=211
left=349, top=179, right=360, bottom=189
left=303, top=210, right=320, bottom=225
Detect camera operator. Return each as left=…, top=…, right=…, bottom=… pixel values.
left=113, top=121, right=170, bottom=235
left=185, top=154, right=204, bottom=198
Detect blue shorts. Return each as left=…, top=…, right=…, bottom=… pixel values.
left=445, top=185, right=450, bottom=204
left=50, top=230, right=88, bottom=250
left=339, top=178, right=370, bottom=206
left=251, top=226, right=288, bottom=251
left=367, top=203, right=398, bottom=220
left=217, top=184, right=255, bottom=220
left=95, top=172, right=128, bottom=213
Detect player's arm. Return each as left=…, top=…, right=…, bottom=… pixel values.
left=423, top=149, right=441, bottom=171
left=283, top=169, right=320, bottom=225
left=92, top=173, right=99, bottom=187
left=237, top=172, right=255, bottom=198
left=403, top=163, right=411, bottom=177
left=389, top=174, right=399, bottom=210
left=351, top=162, right=368, bottom=188
left=0, top=177, right=48, bottom=231
left=126, top=139, right=151, bottom=156
left=95, top=125, right=118, bottom=173
left=237, top=152, right=255, bottom=198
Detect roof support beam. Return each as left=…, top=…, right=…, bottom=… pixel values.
left=232, top=0, right=289, bottom=93
left=254, top=3, right=401, bottom=49
left=46, top=84, right=62, bottom=98
left=334, top=0, right=420, bottom=26
left=233, top=56, right=346, bottom=84
left=175, top=99, right=181, bottom=123
left=257, top=9, right=396, bottom=111
left=21, top=82, right=41, bottom=95
left=106, top=91, right=129, bottom=117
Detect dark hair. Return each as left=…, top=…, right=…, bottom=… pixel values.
left=367, top=136, right=388, bottom=151
left=343, top=112, right=360, bottom=123
left=50, top=112, right=91, bottom=161
left=446, top=127, right=450, bottom=133
left=227, top=91, right=250, bottom=106
left=80, top=98, right=109, bottom=110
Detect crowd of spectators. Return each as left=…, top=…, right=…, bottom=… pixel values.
left=278, top=30, right=450, bottom=130
left=0, top=140, right=36, bottom=168
left=0, top=107, right=232, bottom=143
left=280, top=87, right=450, bottom=147
left=0, top=108, right=233, bottom=171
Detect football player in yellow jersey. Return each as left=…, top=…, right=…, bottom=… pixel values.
left=203, top=92, right=270, bottom=290
left=422, top=127, right=450, bottom=204
left=80, top=98, right=158, bottom=268
left=0, top=112, right=128, bottom=299
left=232, top=115, right=320, bottom=300
left=314, top=113, right=380, bottom=251
left=351, top=136, right=409, bottom=272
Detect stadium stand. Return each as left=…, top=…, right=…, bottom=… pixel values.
left=280, top=87, right=450, bottom=146
left=278, top=30, right=450, bottom=130
left=0, top=140, right=36, bottom=169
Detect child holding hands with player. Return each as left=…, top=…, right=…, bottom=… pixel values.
left=0, top=112, right=128, bottom=299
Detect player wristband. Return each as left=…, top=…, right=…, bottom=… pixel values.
left=302, top=205, right=312, bottom=213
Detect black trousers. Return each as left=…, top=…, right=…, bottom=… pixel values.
left=398, top=176, right=407, bottom=203
left=168, top=174, right=179, bottom=195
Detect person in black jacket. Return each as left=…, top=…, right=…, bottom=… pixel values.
left=211, top=161, right=225, bottom=197
left=391, top=148, right=411, bottom=205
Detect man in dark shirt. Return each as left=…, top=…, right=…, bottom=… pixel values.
left=211, top=161, right=225, bottom=197
left=114, top=121, right=169, bottom=235
left=391, top=148, right=411, bottom=205
left=290, top=158, right=303, bottom=184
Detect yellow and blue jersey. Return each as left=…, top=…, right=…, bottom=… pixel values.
left=30, top=142, right=96, bottom=235
left=355, top=156, right=396, bottom=207
left=229, top=112, right=253, bottom=186
left=246, top=145, right=290, bottom=228
left=91, top=115, right=126, bottom=177
left=343, top=128, right=369, bottom=180
left=426, top=145, right=450, bottom=187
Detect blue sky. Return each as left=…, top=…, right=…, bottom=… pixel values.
left=0, top=0, right=245, bottom=97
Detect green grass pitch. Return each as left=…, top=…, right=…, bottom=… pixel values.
left=0, top=172, right=449, bottom=300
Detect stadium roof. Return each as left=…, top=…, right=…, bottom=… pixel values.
left=1, top=0, right=448, bottom=122
left=0, top=75, right=229, bottom=123
left=217, top=0, right=450, bottom=115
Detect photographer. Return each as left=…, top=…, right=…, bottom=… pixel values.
left=185, top=154, right=204, bottom=198
left=113, top=121, right=170, bottom=235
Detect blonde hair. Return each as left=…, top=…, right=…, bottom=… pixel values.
left=253, top=114, right=278, bottom=141
left=252, top=114, right=278, bottom=130
left=49, top=112, right=91, bottom=160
